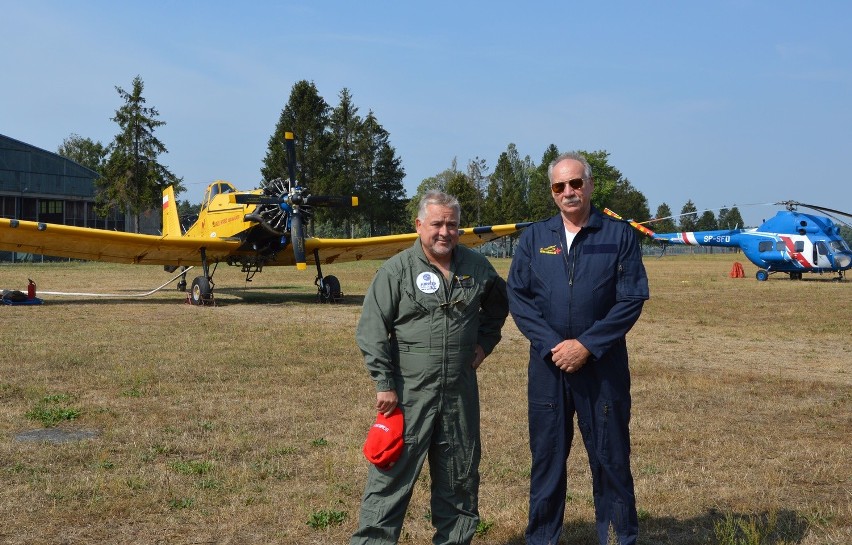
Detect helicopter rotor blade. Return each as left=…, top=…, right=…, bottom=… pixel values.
left=776, top=200, right=852, bottom=220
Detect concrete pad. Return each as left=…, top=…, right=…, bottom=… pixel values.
left=14, top=428, right=99, bottom=444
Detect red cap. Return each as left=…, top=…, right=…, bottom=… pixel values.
left=362, top=407, right=404, bottom=469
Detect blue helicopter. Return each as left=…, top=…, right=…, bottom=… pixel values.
left=605, top=201, right=852, bottom=281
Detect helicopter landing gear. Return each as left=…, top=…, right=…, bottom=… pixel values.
left=755, top=269, right=769, bottom=281
left=788, top=271, right=803, bottom=280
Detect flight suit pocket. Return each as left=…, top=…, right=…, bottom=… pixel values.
left=592, top=398, right=631, bottom=465
left=528, top=399, right=558, bottom=456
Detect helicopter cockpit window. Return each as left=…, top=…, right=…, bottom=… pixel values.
left=815, top=241, right=829, bottom=256
left=759, top=241, right=773, bottom=252
left=830, top=240, right=850, bottom=252
left=794, top=241, right=804, bottom=253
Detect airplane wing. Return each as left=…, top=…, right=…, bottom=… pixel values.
left=0, top=218, right=239, bottom=266
left=305, top=223, right=531, bottom=265
left=0, top=217, right=530, bottom=267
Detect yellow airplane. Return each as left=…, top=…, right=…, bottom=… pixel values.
left=0, top=133, right=529, bottom=304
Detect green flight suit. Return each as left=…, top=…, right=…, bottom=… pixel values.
left=351, top=240, right=508, bottom=545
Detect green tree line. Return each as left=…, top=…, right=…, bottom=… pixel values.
left=58, top=76, right=762, bottom=238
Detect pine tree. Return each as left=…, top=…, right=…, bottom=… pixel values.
left=679, top=200, right=699, bottom=231
left=697, top=210, right=718, bottom=230
left=528, top=144, right=559, bottom=222
left=722, top=206, right=745, bottom=228
left=97, top=76, right=183, bottom=232
left=608, top=178, right=650, bottom=222
left=502, top=144, right=530, bottom=223
left=261, top=80, right=333, bottom=194
left=356, top=112, right=406, bottom=236
left=327, top=88, right=363, bottom=235
left=445, top=171, right=478, bottom=227
left=466, top=157, right=488, bottom=225
left=480, top=168, right=503, bottom=227
left=653, top=203, right=678, bottom=234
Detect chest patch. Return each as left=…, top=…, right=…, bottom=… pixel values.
left=539, top=245, right=562, bottom=255
left=455, top=274, right=474, bottom=288
left=416, top=272, right=440, bottom=294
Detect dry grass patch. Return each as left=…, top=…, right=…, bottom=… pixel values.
left=0, top=254, right=849, bottom=544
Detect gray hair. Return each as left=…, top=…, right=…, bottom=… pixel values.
left=548, top=152, right=593, bottom=182
left=417, top=190, right=461, bottom=222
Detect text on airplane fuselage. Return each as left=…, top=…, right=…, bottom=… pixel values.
left=212, top=215, right=240, bottom=228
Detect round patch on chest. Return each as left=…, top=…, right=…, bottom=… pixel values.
left=416, top=272, right=440, bottom=294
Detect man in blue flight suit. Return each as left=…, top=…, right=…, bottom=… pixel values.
left=507, top=152, right=649, bottom=545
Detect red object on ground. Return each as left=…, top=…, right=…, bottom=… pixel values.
left=729, top=262, right=745, bottom=278
left=27, top=279, right=36, bottom=299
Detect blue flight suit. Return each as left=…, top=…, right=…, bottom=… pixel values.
left=507, top=208, right=649, bottom=545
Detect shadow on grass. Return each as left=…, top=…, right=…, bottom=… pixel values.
left=221, top=286, right=366, bottom=307
left=496, top=508, right=810, bottom=544
left=33, top=286, right=367, bottom=307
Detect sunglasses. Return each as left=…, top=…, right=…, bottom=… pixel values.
left=550, top=178, right=585, bottom=193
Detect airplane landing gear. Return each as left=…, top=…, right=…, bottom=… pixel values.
left=190, top=276, right=214, bottom=305
left=313, top=249, right=343, bottom=303
left=188, top=248, right=215, bottom=306
left=317, top=274, right=342, bottom=303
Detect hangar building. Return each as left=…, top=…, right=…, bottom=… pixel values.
left=0, top=133, right=125, bottom=230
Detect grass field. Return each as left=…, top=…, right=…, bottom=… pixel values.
left=0, top=253, right=849, bottom=544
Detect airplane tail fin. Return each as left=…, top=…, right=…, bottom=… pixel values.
left=162, top=186, right=182, bottom=237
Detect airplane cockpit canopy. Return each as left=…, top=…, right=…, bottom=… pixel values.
left=202, top=181, right=238, bottom=210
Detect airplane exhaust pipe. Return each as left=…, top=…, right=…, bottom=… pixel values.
left=244, top=214, right=285, bottom=236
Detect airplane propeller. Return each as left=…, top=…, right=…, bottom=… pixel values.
left=234, top=132, right=358, bottom=269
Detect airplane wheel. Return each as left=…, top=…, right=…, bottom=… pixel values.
left=755, top=269, right=769, bottom=281
left=190, top=276, right=212, bottom=305
left=318, top=275, right=342, bottom=303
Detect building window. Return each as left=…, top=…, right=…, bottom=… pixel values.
left=40, top=200, right=64, bottom=215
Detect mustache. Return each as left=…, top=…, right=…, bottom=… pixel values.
left=560, top=197, right=581, bottom=205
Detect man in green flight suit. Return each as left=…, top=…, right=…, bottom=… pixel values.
left=350, top=190, right=509, bottom=545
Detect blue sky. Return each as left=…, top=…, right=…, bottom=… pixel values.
left=3, top=1, right=851, bottom=227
